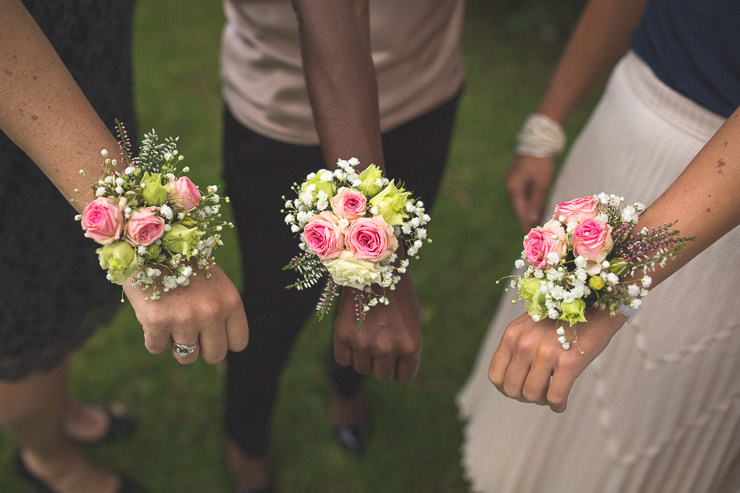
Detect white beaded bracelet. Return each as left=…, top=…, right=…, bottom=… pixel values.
left=516, top=114, right=566, bottom=158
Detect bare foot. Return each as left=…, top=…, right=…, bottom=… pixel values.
left=226, top=440, right=272, bottom=491
left=20, top=447, right=121, bottom=493
left=63, top=399, right=110, bottom=442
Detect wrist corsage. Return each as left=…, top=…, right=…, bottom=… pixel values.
left=508, top=193, right=692, bottom=350
left=77, top=122, right=232, bottom=300
left=283, top=158, right=431, bottom=322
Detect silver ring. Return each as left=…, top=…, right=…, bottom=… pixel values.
left=172, top=341, right=198, bottom=357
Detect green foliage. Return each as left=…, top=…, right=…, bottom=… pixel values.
left=0, top=1, right=598, bottom=492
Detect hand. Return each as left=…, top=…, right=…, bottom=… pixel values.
left=333, top=271, right=421, bottom=382
left=504, top=155, right=556, bottom=232
left=123, top=264, right=249, bottom=365
left=488, top=309, right=625, bottom=413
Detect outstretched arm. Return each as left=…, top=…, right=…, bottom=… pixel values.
left=506, top=0, right=648, bottom=231
left=489, top=107, right=740, bottom=412
left=0, top=0, right=248, bottom=363
left=292, top=0, right=422, bottom=381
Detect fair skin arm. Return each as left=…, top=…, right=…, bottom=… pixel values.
left=0, top=0, right=248, bottom=364
left=291, top=0, right=421, bottom=381
left=489, top=108, right=740, bottom=412
left=506, top=0, right=649, bottom=231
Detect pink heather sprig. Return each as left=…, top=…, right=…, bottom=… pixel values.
left=612, top=222, right=692, bottom=273
left=317, top=278, right=341, bottom=320
left=114, top=119, right=133, bottom=169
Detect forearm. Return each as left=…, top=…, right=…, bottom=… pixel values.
left=634, top=108, right=740, bottom=287
left=0, top=0, right=117, bottom=211
left=291, top=0, right=383, bottom=171
left=535, top=0, right=648, bottom=124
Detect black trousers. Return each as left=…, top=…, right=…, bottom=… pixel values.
left=223, top=91, right=461, bottom=455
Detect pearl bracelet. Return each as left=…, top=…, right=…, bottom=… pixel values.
left=516, top=114, right=566, bottom=158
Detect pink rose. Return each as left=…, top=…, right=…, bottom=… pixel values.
left=553, top=196, right=599, bottom=224
left=572, top=218, right=613, bottom=262
left=330, top=187, right=367, bottom=221
left=345, top=215, right=398, bottom=262
left=523, top=224, right=567, bottom=269
left=168, top=176, right=201, bottom=211
left=542, top=219, right=566, bottom=239
left=126, top=206, right=165, bottom=246
left=304, top=212, right=344, bottom=260
left=81, top=197, right=124, bottom=245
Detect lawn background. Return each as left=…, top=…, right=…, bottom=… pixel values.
left=0, top=1, right=599, bottom=491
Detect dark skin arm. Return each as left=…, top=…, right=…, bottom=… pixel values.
left=292, top=0, right=422, bottom=381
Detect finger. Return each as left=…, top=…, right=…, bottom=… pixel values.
left=507, top=185, right=530, bottom=232
left=143, top=328, right=169, bottom=355
left=488, top=342, right=513, bottom=391
left=528, top=186, right=547, bottom=227
left=198, top=327, right=229, bottom=365
left=351, top=352, right=373, bottom=375
left=547, top=363, right=579, bottom=413
left=502, top=349, right=532, bottom=401
left=225, top=307, right=249, bottom=353
left=522, top=359, right=554, bottom=405
left=372, top=355, right=396, bottom=382
left=333, top=339, right=352, bottom=367
left=170, top=338, right=201, bottom=365
left=394, top=352, right=420, bottom=382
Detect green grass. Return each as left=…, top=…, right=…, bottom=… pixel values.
left=1, top=1, right=598, bottom=491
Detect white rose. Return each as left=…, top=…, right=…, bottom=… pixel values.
left=323, top=251, right=381, bottom=290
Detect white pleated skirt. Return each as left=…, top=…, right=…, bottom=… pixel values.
left=457, top=52, right=740, bottom=493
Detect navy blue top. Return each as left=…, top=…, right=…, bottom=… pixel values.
left=630, top=0, right=740, bottom=118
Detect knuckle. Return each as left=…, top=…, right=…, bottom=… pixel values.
left=536, top=342, right=561, bottom=362
left=548, top=394, right=566, bottom=410
left=522, top=388, right=542, bottom=404
left=202, top=352, right=225, bottom=365
left=371, top=338, right=396, bottom=356
left=515, top=332, right=538, bottom=355
left=145, top=340, right=164, bottom=355
left=375, top=370, right=394, bottom=383
left=488, top=369, right=500, bottom=387
left=556, top=355, right=577, bottom=374
left=501, top=382, right=520, bottom=400
left=198, top=303, right=222, bottom=322
left=396, top=366, right=418, bottom=382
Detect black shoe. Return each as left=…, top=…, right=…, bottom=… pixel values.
left=333, top=418, right=372, bottom=456
left=96, top=408, right=138, bottom=443
left=14, top=452, right=148, bottom=493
